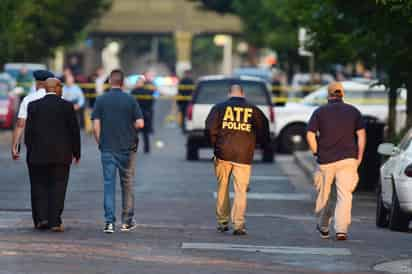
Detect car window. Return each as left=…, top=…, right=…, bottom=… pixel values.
left=301, top=89, right=327, bottom=106
left=302, top=87, right=389, bottom=106
left=195, top=80, right=269, bottom=105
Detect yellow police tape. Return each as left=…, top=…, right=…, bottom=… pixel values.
left=15, top=82, right=406, bottom=105
left=16, top=82, right=317, bottom=92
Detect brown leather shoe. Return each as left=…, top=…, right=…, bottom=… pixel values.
left=35, top=221, right=49, bottom=230
left=50, top=224, right=64, bottom=232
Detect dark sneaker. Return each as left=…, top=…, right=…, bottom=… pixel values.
left=120, top=221, right=137, bottom=232
left=336, top=233, right=348, bottom=241
left=233, top=227, right=247, bottom=236
left=316, top=225, right=330, bottom=239
left=104, top=223, right=115, bottom=233
left=217, top=223, right=229, bottom=233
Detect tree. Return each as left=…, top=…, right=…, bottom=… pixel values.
left=288, top=0, right=412, bottom=138
left=0, top=0, right=111, bottom=65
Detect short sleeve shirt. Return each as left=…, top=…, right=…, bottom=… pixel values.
left=92, top=88, right=143, bottom=152
left=307, top=99, right=365, bottom=164
left=18, top=89, right=46, bottom=119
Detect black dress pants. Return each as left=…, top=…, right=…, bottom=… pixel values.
left=28, top=164, right=70, bottom=227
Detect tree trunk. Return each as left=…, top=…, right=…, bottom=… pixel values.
left=387, top=82, right=398, bottom=140
left=405, top=78, right=412, bottom=130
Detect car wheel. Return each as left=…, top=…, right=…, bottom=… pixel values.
left=186, top=138, right=199, bottom=161
left=388, top=183, right=410, bottom=232
left=279, top=124, right=308, bottom=154
left=262, top=146, right=275, bottom=163
left=376, top=184, right=389, bottom=228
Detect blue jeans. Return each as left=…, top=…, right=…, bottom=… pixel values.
left=101, top=151, right=136, bottom=224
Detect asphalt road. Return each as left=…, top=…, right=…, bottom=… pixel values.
left=0, top=100, right=411, bottom=274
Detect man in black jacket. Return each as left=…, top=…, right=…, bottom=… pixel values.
left=177, top=70, right=194, bottom=132
left=205, top=85, right=270, bottom=235
left=131, top=76, right=154, bottom=154
left=25, top=78, right=81, bottom=232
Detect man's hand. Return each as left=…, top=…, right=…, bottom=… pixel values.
left=356, top=128, right=366, bottom=167
left=73, top=157, right=80, bottom=165
left=135, top=118, right=144, bottom=129
left=73, top=104, right=80, bottom=111
left=11, top=144, right=20, bottom=160
left=11, top=119, right=25, bottom=161
left=93, top=119, right=101, bottom=144
left=306, top=131, right=318, bottom=156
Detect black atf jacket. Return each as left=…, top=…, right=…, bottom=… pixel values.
left=25, top=94, right=81, bottom=165
left=205, top=97, right=270, bottom=165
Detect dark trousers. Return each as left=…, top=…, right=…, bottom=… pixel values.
left=28, top=164, right=70, bottom=227
left=140, top=131, right=150, bottom=153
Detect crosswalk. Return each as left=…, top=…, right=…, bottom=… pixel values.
left=182, top=242, right=352, bottom=256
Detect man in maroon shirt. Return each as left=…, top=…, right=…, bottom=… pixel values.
left=306, top=82, right=366, bottom=241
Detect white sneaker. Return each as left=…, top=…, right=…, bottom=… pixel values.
left=104, top=223, right=115, bottom=233
left=120, top=221, right=137, bottom=232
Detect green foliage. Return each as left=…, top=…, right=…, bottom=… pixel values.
left=0, top=0, right=111, bottom=65
left=190, top=0, right=235, bottom=13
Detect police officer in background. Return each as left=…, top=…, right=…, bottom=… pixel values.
left=131, top=76, right=154, bottom=154
left=205, top=85, right=270, bottom=235
left=177, top=70, right=194, bottom=132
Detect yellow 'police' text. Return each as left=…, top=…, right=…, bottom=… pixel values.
left=222, top=107, right=253, bottom=132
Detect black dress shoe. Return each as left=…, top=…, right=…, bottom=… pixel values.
left=35, top=221, right=49, bottom=230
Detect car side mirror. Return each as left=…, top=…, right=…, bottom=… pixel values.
left=378, top=143, right=399, bottom=156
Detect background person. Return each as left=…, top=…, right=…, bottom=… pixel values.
left=205, top=85, right=270, bottom=236
left=177, top=70, right=194, bottom=132
left=63, top=73, right=85, bottom=127
left=131, top=76, right=154, bottom=154
left=25, top=77, right=81, bottom=232
left=16, top=66, right=32, bottom=97
left=306, top=82, right=366, bottom=241
left=92, top=69, right=144, bottom=234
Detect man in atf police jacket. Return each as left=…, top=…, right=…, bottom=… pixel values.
left=25, top=78, right=81, bottom=232
left=205, top=84, right=270, bottom=235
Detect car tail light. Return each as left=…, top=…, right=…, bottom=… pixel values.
left=269, top=106, right=275, bottom=123
left=186, top=103, right=193, bottom=121
left=404, top=164, right=412, bottom=177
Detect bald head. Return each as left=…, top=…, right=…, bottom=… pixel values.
left=45, top=78, right=62, bottom=96
left=228, top=84, right=244, bottom=98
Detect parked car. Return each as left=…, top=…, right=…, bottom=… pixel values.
left=275, top=81, right=406, bottom=153
left=185, top=75, right=276, bottom=162
left=377, top=130, right=412, bottom=231
left=0, top=74, right=18, bottom=129
left=233, top=67, right=273, bottom=83
left=4, top=63, right=46, bottom=79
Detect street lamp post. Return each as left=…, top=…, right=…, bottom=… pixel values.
left=214, top=34, right=233, bottom=75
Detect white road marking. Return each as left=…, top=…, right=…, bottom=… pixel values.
left=182, top=242, right=351, bottom=256
left=246, top=213, right=316, bottom=221
left=250, top=176, right=289, bottom=181
left=213, top=192, right=312, bottom=201
left=246, top=213, right=368, bottom=223
left=374, top=259, right=412, bottom=273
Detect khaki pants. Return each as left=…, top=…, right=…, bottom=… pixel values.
left=214, top=158, right=251, bottom=230
left=314, top=159, right=359, bottom=234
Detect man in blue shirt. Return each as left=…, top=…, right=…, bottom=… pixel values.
left=63, top=73, right=85, bottom=126
left=92, top=69, right=144, bottom=233
left=306, top=82, right=366, bottom=241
